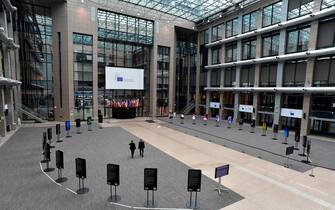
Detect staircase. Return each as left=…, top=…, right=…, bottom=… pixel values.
left=17, top=104, right=46, bottom=123
left=179, top=101, right=195, bottom=115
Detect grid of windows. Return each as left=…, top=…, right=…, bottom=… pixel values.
left=226, top=18, right=239, bottom=38
left=97, top=9, right=153, bottom=45
left=283, top=60, right=307, bottom=87
left=288, top=0, right=314, bottom=20
left=317, top=16, right=335, bottom=49
left=157, top=46, right=170, bottom=116
left=260, top=63, right=277, bottom=87
left=262, top=32, right=280, bottom=57
left=212, top=24, right=224, bottom=42
left=321, top=0, right=335, bottom=9
left=262, top=1, right=282, bottom=27
left=224, top=67, right=236, bottom=87
left=242, top=38, right=256, bottom=60
left=286, top=24, right=310, bottom=53
left=225, top=42, right=238, bottom=62
left=242, top=11, right=258, bottom=33
left=73, top=33, right=93, bottom=120
left=313, top=56, right=335, bottom=87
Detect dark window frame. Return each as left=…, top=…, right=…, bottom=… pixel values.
left=242, top=10, right=258, bottom=33
left=262, top=1, right=282, bottom=27
left=286, top=24, right=311, bottom=54
left=262, top=31, right=280, bottom=57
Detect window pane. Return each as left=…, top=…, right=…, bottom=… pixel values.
left=263, top=36, right=271, bottom=57
left=317, top=17, right=335, bottom=49
left=298, top=27, right=310, bottom=51
left=263, top=6, right=272, bottom=27
left=272, top=2, right=282, bottom=24
left=295, top=61, right=306, bottom=86
left=226, top=21, right=232, bottom=38
left=314, top=58, right=330, bottom=85
left=287, top=30, right=299, bottom=53
left=233, top=18, right=239, bottom=35
left=242, top=14, right=250, bottom=33
left=250, top=12, right=258, bottom=31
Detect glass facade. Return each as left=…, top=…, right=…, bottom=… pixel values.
left=322, top=0, right=335, bottom=9
left=242, top=11, right=258, bottom=33
left=242, top=38, right=256, bottom=60
left=97, top=9, right=152, bottom=118
left=262, top=1, right=282, bottom=27
left=175, top=30, right=197, bottom=112
left=286, top=24, right=310, bottom=53
left=288, top=0, right=314, bottom=20
left=73, top=33, right=93, bottom=120
left=15, top=2, right=54, bottom=120
left=226, top=18, right=239, bottom=38
left=262, top=32, right=280, bottom=57
left=157, top=46, right=170, bottom=116
left=97, top=9, right=153, bottom=45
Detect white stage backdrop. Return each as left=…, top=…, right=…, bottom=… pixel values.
left=105, top=67, right=144, bottom=90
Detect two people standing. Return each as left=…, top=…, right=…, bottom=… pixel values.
left=129, top=139, right=145, bottom=158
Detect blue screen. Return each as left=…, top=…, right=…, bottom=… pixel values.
left=65, top=120, right=71, bottom=131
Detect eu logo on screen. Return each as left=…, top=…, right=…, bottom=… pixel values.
left=117, top=77, right=123, bottom=82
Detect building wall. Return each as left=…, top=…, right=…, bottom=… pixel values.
left=51, top=0, right=194, bottom=121
left=203, top=0, right=335, bottom=136
left=0, top=0, right=21, bottom=137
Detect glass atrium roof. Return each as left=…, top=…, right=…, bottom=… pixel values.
left=118, top=0, right=243, bottom=22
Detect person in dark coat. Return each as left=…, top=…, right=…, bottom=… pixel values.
left=129, top=140, right=136, bottom=158
left=138, top=139, right=145, bottom=157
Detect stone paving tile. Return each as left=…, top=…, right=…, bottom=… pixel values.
left=0, top=125, right=243, bottom=210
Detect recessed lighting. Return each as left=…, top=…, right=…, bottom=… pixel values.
left=120, top=9, right=123, bottom=12
left=81, top=0, right=84, bottom=3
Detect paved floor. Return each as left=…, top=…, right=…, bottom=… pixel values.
left=116, top=120, right=335, bottom=210
left=157, top=116, right=335, bottom=172
left=0, top=124, right=242, bottom=210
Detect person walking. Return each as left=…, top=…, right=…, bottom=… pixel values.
left=129, top=140, right=136, bottom=158
left=138, top=139, right=145, bottom=157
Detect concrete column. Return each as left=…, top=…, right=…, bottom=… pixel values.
left=274, top=62, right=284, bottom=127
left=150, top=44, right=158, bottom=118
left=253, top=64, right=261, bottom=122
left=219, top=67, right=225, bottom=119
left=301, top=19, right=319, bottom=135
left=233, top=67, right=240, bottom=122
left=195, top=33, right=201, bottom=115
left=0, top=89, right=6, bottom=137
left=272, top=1, right=288, bottom=126
left=168, top=30, right=176, bottom=113
left=205, top=70, right=211, bottom=115
left=233, top=38, right=242, bottom=122
left=92, top=31, right=98, bottom=120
